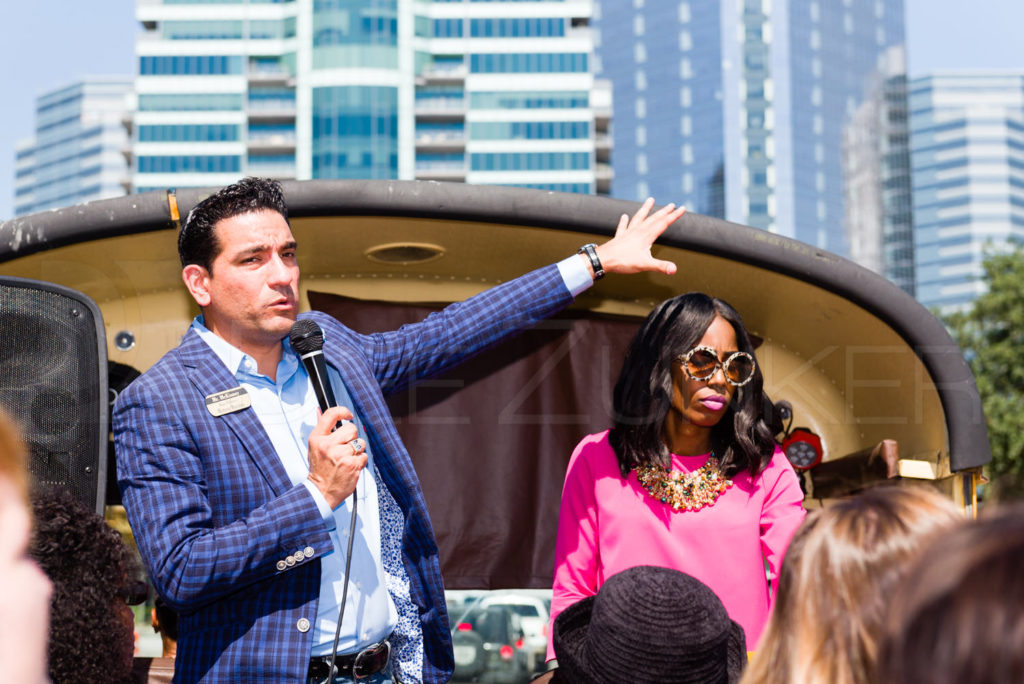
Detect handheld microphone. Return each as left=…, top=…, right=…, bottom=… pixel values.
left=289, top=319, right=338, bottom=414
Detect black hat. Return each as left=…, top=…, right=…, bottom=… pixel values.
left=552, top=566, right=746, bottom=684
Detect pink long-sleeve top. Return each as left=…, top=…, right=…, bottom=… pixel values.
left=547, top=430, right=806, bottom=659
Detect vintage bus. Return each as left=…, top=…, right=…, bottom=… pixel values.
left=0, top=180, right=990, bottom=677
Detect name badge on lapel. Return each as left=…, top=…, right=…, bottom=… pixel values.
left=205, top=387, right=251, bottom=417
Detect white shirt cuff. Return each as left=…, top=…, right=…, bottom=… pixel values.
left=302, top=479, right=338, bottom=531
left=557, top=253, right=595, bottom=297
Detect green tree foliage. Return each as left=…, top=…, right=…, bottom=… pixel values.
left=944, top=245, right=1024, bottom=499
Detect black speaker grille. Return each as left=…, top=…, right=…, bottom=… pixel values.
left=0, top=279, right=108, bottom=513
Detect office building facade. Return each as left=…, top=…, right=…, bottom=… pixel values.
left=842, top=46, right=914, bottom=295
left=14, top=78, right=132, bottom=217
left=132, top=0, right=608, bottom=195
left=911, top=73, right=1024, bottom=311
left=591, top=0, right=905, bottom=254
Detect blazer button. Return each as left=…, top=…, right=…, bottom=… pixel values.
left=304, top=546, right=314, bottom=558
left=293, top=551, right=305, bottom=564
left=297, top=617, right=311, bottom=633
left=276, top=560, right=287, bottom=571
left=286, top=556, right=296, bottom=567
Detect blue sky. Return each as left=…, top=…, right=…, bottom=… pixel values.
left=1, top=0, right=1021, bottom=220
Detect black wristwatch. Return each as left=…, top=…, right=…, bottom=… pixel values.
left=577, top=243, right=605, bottom=280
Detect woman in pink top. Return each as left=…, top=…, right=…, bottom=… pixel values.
left=548, top=293, right=806, bottom=662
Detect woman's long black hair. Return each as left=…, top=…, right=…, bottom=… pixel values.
left=608, top=292, right=777, bottom=478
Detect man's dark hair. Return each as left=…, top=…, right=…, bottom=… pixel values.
left=154, top=596, right=179, bottom=642
left=178, top=177, right=289, bottom=270
left=29, top=488, right=144, bottom=684
left=608, top=292, right=776, bottom=479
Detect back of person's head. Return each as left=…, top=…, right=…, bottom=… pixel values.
left=552, top=565, right=746, bottom=683
left=153, top=596, right=179, bottom=643
left=609, top=292, right=773, bottom=479
left=876, top=504, right=1024, bottom=684
left=741, top=485, right=963, bottom=684
left=178, top=176, right=288, bottom=270
left=28, top=488, right=144, bottom=684
left=0, top=410, right=52, bottom=684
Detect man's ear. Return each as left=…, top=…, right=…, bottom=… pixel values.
left=182, top=264, right=211, bottom=307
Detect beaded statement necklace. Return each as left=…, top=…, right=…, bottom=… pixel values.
left=634, top=456, right=733, bottom=512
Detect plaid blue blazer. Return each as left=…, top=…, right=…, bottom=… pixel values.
left=114, top=265, right=571, bottom=683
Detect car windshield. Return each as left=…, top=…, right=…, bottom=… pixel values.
left=504, top=605, right=540, bottom=618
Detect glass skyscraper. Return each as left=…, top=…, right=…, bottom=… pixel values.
left=842, top=46, right=914, bottom=295
left=15, top=78, right=132, bottom=217
left=910, top=73, right=1024, bottom=311
left=592, top=0, right=905, bottom=254
left=132, top=0, right=608, bottom=195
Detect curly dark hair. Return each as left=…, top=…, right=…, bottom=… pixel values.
left=608, top=292, right=776, bottom=478
left=178, top=176, right=289, bottom=270
left=28, top=489, right=142, bottom=684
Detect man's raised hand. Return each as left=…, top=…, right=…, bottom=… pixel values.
left=592, top=198, right=686, bottom=277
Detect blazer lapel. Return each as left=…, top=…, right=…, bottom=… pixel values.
left=177, top=329, right=293, bottom=496
left=319, top=328, right=415, bottom=513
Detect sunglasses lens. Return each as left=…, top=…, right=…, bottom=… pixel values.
left=685, top=349, right=719, bottom=379
left=725, top=353, right=755, bottom=384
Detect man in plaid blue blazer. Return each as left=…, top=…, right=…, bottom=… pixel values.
left=113, top=178, right=684, bottom=683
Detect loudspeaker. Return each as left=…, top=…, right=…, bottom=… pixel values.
left=0, top=277, right=108, bottom=514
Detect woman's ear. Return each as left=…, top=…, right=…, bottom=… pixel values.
left=182, top=264, right=211, bottom=307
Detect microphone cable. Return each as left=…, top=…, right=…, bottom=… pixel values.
left=290, top=319, right=367, bottom=684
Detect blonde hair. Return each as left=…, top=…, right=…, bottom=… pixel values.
left=740, top=486, right=963, bottom=684
left=0, top=409, right=30, bottom=503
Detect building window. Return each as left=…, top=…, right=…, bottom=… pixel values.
left=137, top=155, right=241, bottom=173
left=433, top=18, right=464, bottom=37
left=469, top=18, right=564, bottom=37
left=468, top=120, right=590, bottom=140
left=139, top=55, right=244, bottom=75
left=138, top=124, right=241, bottom=142
left=138, top=93, right=244, bottom=111
left=469, top=151, right=591, bottom=171
left=162, top=20, right=243, bottom=40
left=492, top=182, right=592, bottom=194
left=469, top=53, right=588, bottom=73
left=312, top=85, right=398, bottom=180
left=469, top=91, right=588, bottom=109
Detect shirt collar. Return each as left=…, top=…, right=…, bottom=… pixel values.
left=190, top=315, right=300, bottom=382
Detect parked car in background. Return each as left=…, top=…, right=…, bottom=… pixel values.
left=450, top=599, right=530, bottom=683
left=477, top=592, right=551, bottom=677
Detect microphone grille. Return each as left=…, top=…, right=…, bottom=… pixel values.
left=289, top=319, right=324, bottom=354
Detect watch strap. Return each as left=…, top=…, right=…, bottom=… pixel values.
left=577, top=243, right=605, bottom=280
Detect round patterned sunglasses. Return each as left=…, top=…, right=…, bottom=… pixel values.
left=679, top=345, right=756, bottom=387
